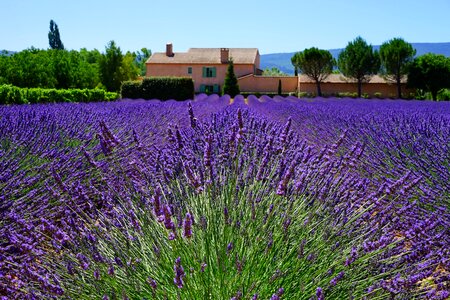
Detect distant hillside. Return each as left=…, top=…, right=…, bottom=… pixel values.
left=1, top=50, right=15, bottom=56
left=261, top=42, right=450, bottom=75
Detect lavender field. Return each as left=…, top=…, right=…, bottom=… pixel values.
left=1, top=95, right=449, bottom=299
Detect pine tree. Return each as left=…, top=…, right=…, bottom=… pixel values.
left=223, top=59, right=240, bottom=97
left=48, top=20, right=64, bottom=50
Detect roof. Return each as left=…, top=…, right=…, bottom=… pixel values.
left=146, top=48, right=259, bottom=65
left=299, top=74, right=406, bottom=84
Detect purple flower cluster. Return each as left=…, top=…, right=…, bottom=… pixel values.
left=0, top=95, right=449, bottom=299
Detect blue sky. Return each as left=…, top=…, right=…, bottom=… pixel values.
left=1, top=0, right=449, bottom=54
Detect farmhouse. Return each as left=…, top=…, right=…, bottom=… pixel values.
left=146, top=44, right=411, bottom=98
left=146, top=44, right=263, bottom=93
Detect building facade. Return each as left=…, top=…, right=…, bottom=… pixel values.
left=146, top=44, right=262, bottom=93
left=146, top=44, right=412, bottom=98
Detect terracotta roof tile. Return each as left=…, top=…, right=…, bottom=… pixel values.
left=147, top=48, right=259, bottom=65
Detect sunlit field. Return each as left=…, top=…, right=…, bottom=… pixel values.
left=1, top=95, right=449, bottom=299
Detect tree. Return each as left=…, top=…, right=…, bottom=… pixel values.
left=291, top=47, right=334, bottom=97
left=121, top=51, right=140, bottom=81
left=337, top=36, right=380, bottom=98
left=99, top=41, right=125, bottom=92
left=48, top=20, right=64, bottom=50
left=223, top=58, right=240, bottom=97
left=379, top=38, right=416, bottom=98
left=135, top=48, right=152, bottom=76
left=262, top=67, right=288, bottom=76
left=408, top=53, right=450, bottom=100
left=277, top=79, right=282, bottom=95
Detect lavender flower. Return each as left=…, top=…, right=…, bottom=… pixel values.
left=173, top=257, right=185, bottom=288
left=316, top=287, right=324, bottom=300
left=183, top=212, right=193, bottom=238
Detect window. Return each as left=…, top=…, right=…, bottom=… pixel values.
left=202, top=67, right=216, bottom=78
left=200, top=84, right=220, bottom=94
left=187, top=67, right=192, bottom=74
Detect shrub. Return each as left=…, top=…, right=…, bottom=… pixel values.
left=121, top=81, right=142, bottom=99
left=121, top=77, right=194, bottom=101
left=373, top=92, right=383, bottom=99
left=337, top=92, right=358, bottom=98
left=298, top=92, right=315, bottom=98
left=438, top=89, right=450, bottom=101
left=141, top=77, right=194, bottom=101
left=0, top=84, right=118, bottom=105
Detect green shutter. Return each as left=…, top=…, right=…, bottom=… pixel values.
left=213, top=84, right=219, bottom=93
left=212, top=67, right=216, bottom=77
left=200, top=85, right=205, bottom=93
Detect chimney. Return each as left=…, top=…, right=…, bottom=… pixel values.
left=220, top=48, right=229, bottom=63
left=166, top=43, right=174, bottom=57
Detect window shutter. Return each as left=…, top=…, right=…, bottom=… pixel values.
left=212, top=67, right=216, bottom=77
left=200, top=85, right=205, bottom=93
left=213, top=84, right=219, bottom=93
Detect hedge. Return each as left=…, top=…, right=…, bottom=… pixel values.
left=121, top=77, right=194, bottom=101
left=0, top=85, right=118, bottom=105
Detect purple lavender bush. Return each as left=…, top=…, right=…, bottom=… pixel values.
left=0, top=95, right=449, bottom=299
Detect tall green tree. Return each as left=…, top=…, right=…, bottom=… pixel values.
left=379, top=38, right=416, bottom=98
left=291, top=47, right=334, bottom=97
left=338, top=36, right=380, bottom=98
left=135, top=48, right=152, bottom=76
left=99, top=41, right=125, bottom=92
left=121, top=51, right=140, bottom=81
left=48, top=20, right=64, bottom=50
left=408, top=53, right=450, bottom=100
left=223, top=58, right=240, bottom=97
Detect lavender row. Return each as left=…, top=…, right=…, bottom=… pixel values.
left=1, top=96, right=449, bottom=299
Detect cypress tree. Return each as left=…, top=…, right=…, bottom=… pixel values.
left=48, top=20, right=64, bottom=50
left=223, top=58, right=240, bottom=97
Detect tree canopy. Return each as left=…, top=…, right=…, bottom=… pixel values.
left=223, top=58, right=240, bottom=97
left=262, top=67, right=289, bottom=77
left=379, top=38, right=416, bottom=98
left=408, top=53, right=450, bottom=101
left=292, top=47, right=334, bottom=97
left=48, top=20, right=64, bottom=50
left=337, top=36, right=380, bottom=97
left=99, top=41, right=139, bottom=92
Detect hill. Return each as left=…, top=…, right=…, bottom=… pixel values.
left=1, top=50, right=16, bottom=56
left=261, top=42, right=450, bottom=75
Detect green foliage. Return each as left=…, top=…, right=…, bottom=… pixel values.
left=121, top=77, right=194, bottom=101
left=337, top=37, right=380, bottom=97
left=48, top=20, right=64, bottom=50
left=277, top=79, right=282, bottom=95
left=0, top=84, right=117, bottom=105
left=438, top=89, right=450, bottom=101
left=239, top=92, right=291, bottom=98
left=291, top=47, right=334, bottom=96
left=262, top=67, right=289, bottom=76
left=408, top=53, right=450, bottom=100
left=122, top=51, right=140, bottom=82
left=373, top=92, right=383, bottom=99
left=120, top=81, right=142, bottom=99
left=0, top=48, right=101, bottom=89
left=223, top=59, right=240, bottom=97
left=134, top=48, right=152, bottom=76
left=379, top=38, right=416, bottom=98
left=99, top=41, right=125, bottom=92
left=297, top=91, right=315, bottom=98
